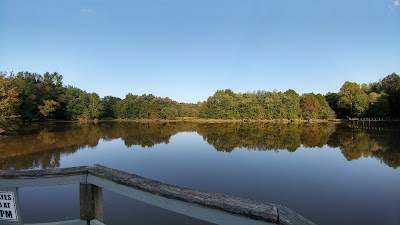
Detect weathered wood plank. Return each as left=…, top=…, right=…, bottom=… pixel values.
left=93, top=188, right=103, bottom=222
left=80, top=183, right=94, bottom=221
left=88, top=175, right=275, bottom=225
left=25, top=219, right=103, bottom=225
left=0, top=166, right=88, bottom=188
left=87, top=165, right=278, bottom=223
left=277, top=205, right=316, bottom=225
left=79, top=183, right=103, bottom=222
left=26, top=219, right=87, bottom=225
left=0, top=166, right=89, bottom=178
left=0, top=175, right=87, bottom=188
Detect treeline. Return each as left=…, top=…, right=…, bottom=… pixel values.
left=326, top=73, right=400, bottom=118
left=0, top=71, right=399, bottom=133
left=199, top=89, right=335, bottom=120
left=111, top=94, right=198, bottom=120
left=0, top=71, right=199, bottom=134
left=200, top=72, right=400, bottom=120
left=0, top=72, right=104, bottom=124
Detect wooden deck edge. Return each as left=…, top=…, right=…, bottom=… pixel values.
left=0, top=165, right=318, bottom=224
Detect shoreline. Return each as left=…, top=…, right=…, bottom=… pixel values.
left=108, top=118, right=346, bottom=124
left=22, top=118, right=347, bottom=124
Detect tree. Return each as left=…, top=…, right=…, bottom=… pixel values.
left=316, top=94, right=335, bottom=119
left=13, top=72, right=40, bottom=121
left=325, top=92, right=343, bottom=118
left=379, top=73, right=400, bottom=117
left=380, top=73, right=400, bottom=95
left=64, top=86, right=86, bottom=120
left=284, top=89, right=301, bottom=119
left=178, top=103, right=199, bottom=117
left=237, top=93, right=259, bottom=120
left=38, top=100, right=59, bottom=117
left=264, top=92, right=286, bottom=119
left=337, top=81, right=369, bottom=117
left=12, top=71, right=63, bottom=121
left=201, top=90, right=239, bottom=119
left=63, top=87, right=103, bottom=120
left=0, top=73, right=19, bottom=133
left=161, top=107, right=178, bottom=119
left=366, top=92, right=389, bottom=117
left=86, top=93, right=104, bottom=119
left=101, top=96, right=121, bottom=118
left=300, top=93, right=322, bottom=119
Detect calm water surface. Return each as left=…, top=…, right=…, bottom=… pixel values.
left=1, top=122, right=399, bottom=225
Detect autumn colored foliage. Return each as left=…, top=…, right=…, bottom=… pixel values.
left=0, top=71, right=399, bottom=133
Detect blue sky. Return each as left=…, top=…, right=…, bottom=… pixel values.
left=1, top=0, right=399, bottom=103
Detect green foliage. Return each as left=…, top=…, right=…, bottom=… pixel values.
left=284, top=89, right=301, bottom=119
left=200, top=89, right=329, bottom=120
left=63, top=86, right=104, bottom=120
left=203, top=89, right=238, bottom=119
left=177, top=103, right=199, bottom=117
left=315, top=94, right=336, bottom=119
left=337, top=81, right=369, bottom=117
left=101, top=96, right=121, bottom=118
left=325, top=92, right=342, bottom=117
left=3, top=70, right=400, bottom=123
left=113, top=93, right=192, bottom=120
left=161, top=107, right=178, bottom=119
left=264, top=92, right=287, bottom=119
left=63, top=86, right=86, bottom=120
left=366, top=92, right=389, bottom=117
left=12, top=71, right=63, bottom=121
left=85, top=93, right=103, bottom=119
left=379, top=73, right=400, bottom=116
left=331, top=73, right=400, bottom=118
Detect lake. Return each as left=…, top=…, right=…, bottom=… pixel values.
left=1, top=122, right=399, bottom=225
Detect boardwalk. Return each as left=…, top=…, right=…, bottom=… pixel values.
left=348, top=124, right=400, bottom=131
left=348, top=117, right=400, bottom=124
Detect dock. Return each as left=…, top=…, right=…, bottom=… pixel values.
left=0, top=165, right=316, bottom=225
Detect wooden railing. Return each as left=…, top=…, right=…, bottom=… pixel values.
left=0, top=165, right=316, bottom=225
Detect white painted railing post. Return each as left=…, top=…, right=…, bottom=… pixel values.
left=0, top=187, right=23, bottom=225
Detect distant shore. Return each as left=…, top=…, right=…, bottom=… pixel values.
left=23, top=117, right=346, bottom=124
left=107, top=117, right=346, bottom=124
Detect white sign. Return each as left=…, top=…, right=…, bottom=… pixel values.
left=0, top=191, right=18, bottom=221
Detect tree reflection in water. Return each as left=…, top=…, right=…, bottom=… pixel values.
left=0, top=122, right=399, bottom=170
